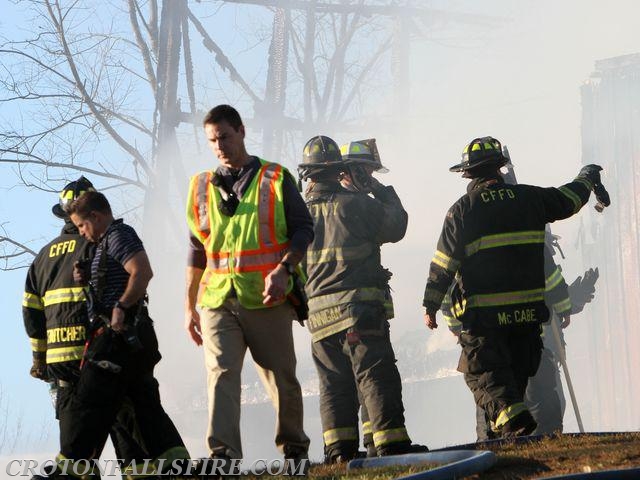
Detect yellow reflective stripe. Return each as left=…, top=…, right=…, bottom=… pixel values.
left=43, top=287, right=86, bottom=307
left=155, top=446, right=189, bottom=464
left=362, top=421, right=372, bottom=435
left=465, top=230, right=545, bottom=257
left=308, top=288, right=386, bottom=313
left=372, top=427, right=410, bottom=447
left=306, top=245, right=371, bottom=264
left=124, top=446, right=190, bottom=478
left=495, top=402, right=528, bottom=429
left=323, top=427, right=358, bottom=445
left=445, top=314, right=462, bottom=329
left=123, top=461, right=159, bottom=479
left=467, top=288, right=545, bottom=308
left=311, top=317, right=357, bottom=342
left=30, top=338, right=47, bottom=353
left=23, top=292, right=44, bottom=310
left=196, top=172, right=212, bottom=234
left=431, top=250, right=460, bottom=272
left=452, top=298, right=467, bottom=317
left=574, top=176, right=593, bottom=191
left=384, top=299, right=394, bottom=319
left=552, top=297, right=572, bottom=314
left=55, top=453, right=95, bottom=479
left=559, top=186, right=582, bottom=214
left=47, top=346, right=85, bottom=364
left=545, top=266, right=564, bottom=290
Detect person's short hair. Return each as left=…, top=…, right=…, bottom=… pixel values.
left=68, top=191, right=112, bottom=218
left=203, top=104, right=243, bottom=130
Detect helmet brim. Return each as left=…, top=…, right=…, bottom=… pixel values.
left=297, top=161, right=342, bottom=169
left=449, top=156, right=507, bottom=173
left=343, top=158, right=389, bottom=173
left=52, top=203, right=68, bottom=219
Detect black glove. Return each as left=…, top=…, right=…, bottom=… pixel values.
left=73, top=259, right=90, bottom=285
left=569, top=267, right=599, bottom=314
left=578, top=164, right=603, bottom=185
left=30, top=351, right=48, bottom=381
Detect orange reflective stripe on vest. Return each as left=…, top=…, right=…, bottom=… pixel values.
left=206, top=252, right=230, bottom=273
left=235, top=245, right=290, bottom=272
left=258, top=163, right=282, bottom=249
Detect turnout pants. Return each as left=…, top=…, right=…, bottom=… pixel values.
left=475, top=346, right=564, bottom=440
left=200, top=299, right=310, bottom=459
left=58, top=321, right=188, bottom=476
left=56, top=385, right=148, bottom=467
left=311, top=303, right=410, bottom=458
left=458, top=323, right=542, bottom=433
left=525, top=346, right=565, bottom=434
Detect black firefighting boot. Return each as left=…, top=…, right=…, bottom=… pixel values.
left=501, top=410, right=537, bottom=438
left=376, top=441, right=429, bottom=457
left=284, top=445, right=310, bottom=476
left=323, top=440, right=361, bottom=465
left=191, top=446, right=235, bottom=480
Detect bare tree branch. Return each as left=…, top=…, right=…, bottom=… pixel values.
left=129, top=0, right=158, bottom=94
left=44, top=0, right=152, bottom=177
left=0, top=237, right=37, bottom=257
left=0, top=154, right=147, bottom=189
left=0, top=224, right=37, bottom=271
left=187, top=8, right=261, bottom=104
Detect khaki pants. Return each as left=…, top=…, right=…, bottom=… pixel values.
left=201, top=298, right=310, bottom=458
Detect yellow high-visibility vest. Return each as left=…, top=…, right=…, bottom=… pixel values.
left=186, top=160, right=292, bottom=309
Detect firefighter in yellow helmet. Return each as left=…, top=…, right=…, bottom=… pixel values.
left=299, top=136, right=427, bottom=462
left=423, top=136, right=603, bottom=437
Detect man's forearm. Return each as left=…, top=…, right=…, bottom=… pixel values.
left=185, top=266, right=205, bottom=310
left=119, top=271, right=152, bottom=308
left=120, top=251, right=153, bottom=308
left=281, top=249, right=305, bottom=267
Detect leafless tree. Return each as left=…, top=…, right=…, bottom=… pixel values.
left=0, top=0, right=181, bottom=261
left=1, top=0, right=465, bottom=264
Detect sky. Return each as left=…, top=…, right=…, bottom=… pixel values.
left=1, top=0, right=640, bottom=474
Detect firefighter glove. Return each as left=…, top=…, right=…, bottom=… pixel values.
left=569, top=267, right=599, bottom=314
left=30, top=351, right=48, bottom=381
left=578, top=164, right=602, bottom=186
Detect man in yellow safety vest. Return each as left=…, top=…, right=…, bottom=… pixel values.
left=184, top=104, right=312, bottom=473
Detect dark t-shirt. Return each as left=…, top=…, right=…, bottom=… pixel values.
left=90, top=219, right=144, bottom=312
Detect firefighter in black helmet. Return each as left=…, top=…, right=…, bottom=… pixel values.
left=423, top=136, right=603, bottom=438
left=23, top=177, right=150, bottom=479
left=443, top=234, right=599, bottom=440
left=300, top=135, right=427, bottom=462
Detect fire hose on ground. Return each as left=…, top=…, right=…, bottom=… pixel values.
left=347, top=449, right=497, bottom=480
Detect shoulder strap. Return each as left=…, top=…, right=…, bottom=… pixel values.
left=93, top=233, right=109, bottom=304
